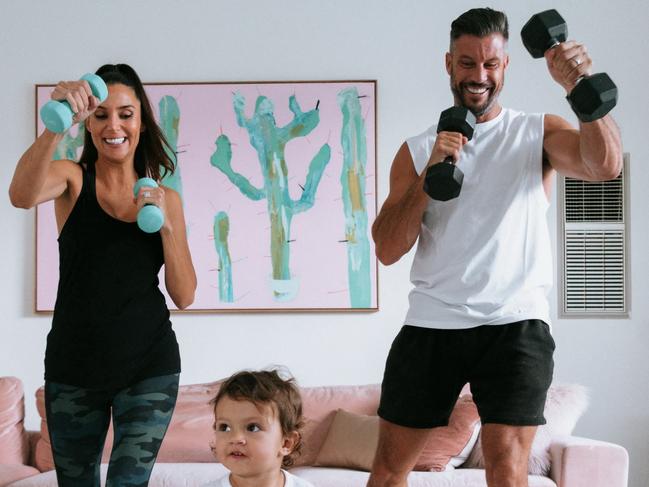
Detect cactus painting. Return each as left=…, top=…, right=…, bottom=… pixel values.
left=211, top=93, right=331, bottom=301
left=36, top=81, right=377, bottom=311
left=213, top=211, right=234, bottom=302
left=158, top=95, right=183, bottom=199
left=53, top=123, right=85, bottom=161
left=338, top=87, right=371, bottom=308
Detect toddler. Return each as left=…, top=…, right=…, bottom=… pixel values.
left=203, top=369, right=314, bottom=487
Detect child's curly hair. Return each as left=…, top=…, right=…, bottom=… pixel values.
left=209, top=369, right=304, bottom=467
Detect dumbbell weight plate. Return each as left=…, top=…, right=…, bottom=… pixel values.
left=424, top=162, right=464, bottom=201
left=568, top=73, right=618, bottom=122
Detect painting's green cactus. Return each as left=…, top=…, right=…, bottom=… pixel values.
left=158, top=96, right=183, bottom=199
left=213, top=212, right=234, bottom=302
left=211, top=92, right=331, bottom=301
left=338, top=88, right=371, bottom=308
left=53, top=123, right=85, bottom=161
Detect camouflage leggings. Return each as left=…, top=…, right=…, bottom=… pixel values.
left=44, top=373, right=179, bottom=487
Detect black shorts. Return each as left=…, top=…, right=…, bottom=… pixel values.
left=377, top=319, right=555, bottom=428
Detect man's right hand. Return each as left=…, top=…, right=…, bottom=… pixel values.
left=427, top=131, right=468, bottom=169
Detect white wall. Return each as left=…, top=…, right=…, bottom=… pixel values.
left=1, top=1, right=647, bottom=486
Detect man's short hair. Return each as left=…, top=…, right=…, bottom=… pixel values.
left=450, top=8, right=509, bottom=48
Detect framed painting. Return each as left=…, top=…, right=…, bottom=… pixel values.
left=35, top=80, right=378, bottom=311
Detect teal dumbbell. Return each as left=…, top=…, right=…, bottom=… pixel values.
left=134, top=178, right=164, bottom=233
left=40, top=73, right=108, bottom=133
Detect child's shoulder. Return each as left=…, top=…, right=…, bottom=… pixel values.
left=284, top=470, right=315, bottom=487
left=200, top=477, right=228, bottom=487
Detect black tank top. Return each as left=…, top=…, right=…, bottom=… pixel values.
left=45, top=165, right=180, bottom=389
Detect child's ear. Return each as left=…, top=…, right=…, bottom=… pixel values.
left=280, top=431, right=301, bottom=456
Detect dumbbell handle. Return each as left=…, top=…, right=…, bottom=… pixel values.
left=544, top=40, right=589, bottom=86
left=134, top=178, right=164, bottom=233
left=545, top=41, right=618, bottom=121
left=40, top=73, right=108, bottom=133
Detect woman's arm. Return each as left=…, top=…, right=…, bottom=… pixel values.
left=9, top=80, right=97, bottom=209
left=9, top=130, right=77, bottom=208
left=157, top=187, right=197, bottom=309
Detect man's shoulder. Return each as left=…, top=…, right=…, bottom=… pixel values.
left=496, top=107, right=547, bottom=134
left=405, top=124, right=438, bottom=161
left=407, top=123, right=438, bottom=144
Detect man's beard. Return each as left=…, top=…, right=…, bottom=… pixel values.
left=450, top=75, right=503, bottom=118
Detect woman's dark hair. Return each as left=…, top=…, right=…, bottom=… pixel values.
left=450, top=8, right=509, bottom=49
left=78, top=63, right=175, bottom=180
left=210, top=369, right=304, bottom=468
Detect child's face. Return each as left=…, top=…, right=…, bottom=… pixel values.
left=212, top=396, right=295, bottom=481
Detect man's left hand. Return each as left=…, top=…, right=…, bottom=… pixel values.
left=544, top=40, right=593, bottom=94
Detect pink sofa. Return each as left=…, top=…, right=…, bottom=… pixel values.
left=0, top=377, right=629, bottom=487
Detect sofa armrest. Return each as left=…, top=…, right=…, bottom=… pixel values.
left=0, top=464, right=40, bottom=487
left=549, top=435, right=628, bottom=487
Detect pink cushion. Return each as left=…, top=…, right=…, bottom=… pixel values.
left=0, top=377, right=29, bottom=465
left=296, top=384, right=381, bottom=467
left=312, top=394, right=480, bottom=472
left=155, top=380, right=222, bottom=462
left=415, top=394, right=479, bottom=471
left=34, top=387, right=61, bottom=472
left=298, top=383, right=471, bottom=468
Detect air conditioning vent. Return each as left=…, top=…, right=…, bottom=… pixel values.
left=564, top=230, right=625, bottom=312
left=559, top=154, right=629, bottom=317
left=564, top=174, right=623, bottom=222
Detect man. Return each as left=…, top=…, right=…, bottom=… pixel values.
left=368, top=8, right=622, bottom=487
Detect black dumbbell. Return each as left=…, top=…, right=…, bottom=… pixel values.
left=423, top=107, right=476, bottom=201
left=521, top=9, right=617, bottom=122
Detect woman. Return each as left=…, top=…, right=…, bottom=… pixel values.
left=9, top=64, right=196, bottom=486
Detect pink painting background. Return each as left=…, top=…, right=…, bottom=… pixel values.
left=35, top=81, right=377, bottom=311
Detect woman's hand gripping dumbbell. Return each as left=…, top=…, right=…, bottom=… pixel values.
left=133, top=178, right=166, bottom=233
left=40, top=74, right=108, bottom=133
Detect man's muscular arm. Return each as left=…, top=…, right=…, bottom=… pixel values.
left=542, top=40, right=623, bottom=180
left=373, top=131, right=467, bottom=265
left=543, top=113, right=622, bottom=181
left=372, top=143, right=429, bottom=265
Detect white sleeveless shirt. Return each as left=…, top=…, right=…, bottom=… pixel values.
left=404, top=108, right=552, bottom=329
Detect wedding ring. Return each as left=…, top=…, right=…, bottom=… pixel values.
left=143, top=191, right=151, bottom=198
left=574, top=57, right=582, bottom=67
